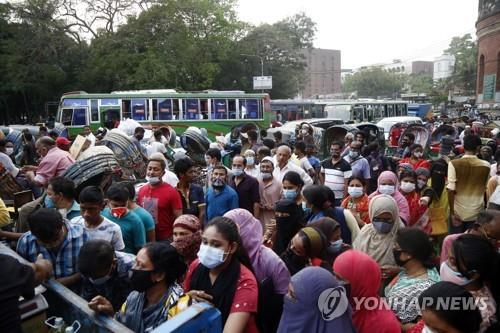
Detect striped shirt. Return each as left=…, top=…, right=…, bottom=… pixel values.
left=16, top=221, right=88, bottom=279
left=321, top=158, right=352, bottom=201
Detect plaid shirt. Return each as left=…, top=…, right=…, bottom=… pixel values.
left=16, top=221, right=88, bottom=279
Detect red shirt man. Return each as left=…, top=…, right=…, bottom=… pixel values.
left=137, top=155, right=182, bottom=240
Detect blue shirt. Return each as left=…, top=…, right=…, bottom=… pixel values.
left=308, top=156, right=321, bottom=170
left=16, top=221, right=88, bottom=279
left=343, top=156, right=371, bottom=180
left=132, top=206, right=156, bottom=232
left=205, top=185, right=239, bottom=222
left=102, top=208, right=146, bottom=254
left=66, top=200, right=81, bottom=220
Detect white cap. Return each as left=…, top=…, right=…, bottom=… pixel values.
left=149, top=152, right=167, bottom=161
left=261, top=156, right=274, bottom=166
left=491, top=128, right=500, bottom=136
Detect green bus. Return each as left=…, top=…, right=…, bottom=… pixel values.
left=56, top=89, right=271, bottom=139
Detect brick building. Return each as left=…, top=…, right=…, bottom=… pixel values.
left=476, top=0, right=500, bottom=105
left=301, top=48, right=341, bottom=98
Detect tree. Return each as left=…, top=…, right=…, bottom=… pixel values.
left=215, top=12, right=317, bottom=98
left=342, top=67, right=405, bottom=98
left=445, top=34, right=477, bottom=95
left=405, top=74, right=433, bottom=93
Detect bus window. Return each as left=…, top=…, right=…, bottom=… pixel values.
left=172, top=99, right=180, bottom=120
left=72, top=108, right=87, bottom=126
left=228, top=99, right=236, bottom=119
left=242, top=99, right=259, bottom=119
left=122, top=100, right=131, bottom=119
left=62, top=99, right=88, bottom=107
left=156, top=99, right=172, bottom=120
left=104, top=109, right=120, bottom=128
left=101, top=99, right=119, bottom=106
left=132, top=99, right=147, bottom=121
left=212, top=99, right=227, bottom=119
left=200, top=99, right=208, bottom=119
left=387, top=105, right=394, bottom=117
left=61, top=108, right=73, bottom=126
left=91, top=99, right=99, bottom=122
left=184, top=99, right=199, bottom=120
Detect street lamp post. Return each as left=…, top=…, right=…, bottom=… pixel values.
left=240, top=53, right=264, bottom=77
left=240, top=54, right=266, bottom=93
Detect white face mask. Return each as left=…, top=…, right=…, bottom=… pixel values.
left=414, top=151, right=423, bottom=158
left=146, top=176, right=161, bottom=185
left=5, top=147, right=14, bottom=155
left=348, top=186, right=364, bottom=198
left=400, top=181, right=416, bottom=193
left=301, top=129, right=308, bottom=135
left=246, top=157, right=254, bottom=165
left=417, top=179, right=427, bottom=189
left=197, top=244, right=226, bottom=269
left=379, top=185, right=395, bottom=195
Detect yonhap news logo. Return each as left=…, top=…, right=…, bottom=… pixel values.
left=317, top=286, right=349, bottom=321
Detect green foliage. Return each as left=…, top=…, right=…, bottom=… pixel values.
left=342, top=67, right=405, bottom=98
left=0, top=0, right=316, bottom=122
left=445, top=33, right=477, bottom=94
left=406, top=74, right=433, bottom=93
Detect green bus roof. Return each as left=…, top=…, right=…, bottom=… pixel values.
left=61, top=90, right=268, bottom=100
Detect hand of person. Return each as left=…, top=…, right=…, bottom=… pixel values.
left=451, top=214, right=463, bottom=227
left=88, top=296, right=114, bottom=316
left=380, top=265, right=401, bottom=279
left=21, top=165, right=36, bottom=172
left=419, top=197, right=430, bottom=207
left=263, top=235, right=273, bottom=248
left=35, top=254, right=53, bottom=281
left=188, top=290, right=213, bottom=304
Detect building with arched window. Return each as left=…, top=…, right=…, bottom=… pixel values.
left=476, top=0, right=500, bottom=106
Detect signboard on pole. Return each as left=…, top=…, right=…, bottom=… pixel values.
left=253, top=76, right=272, bottom=90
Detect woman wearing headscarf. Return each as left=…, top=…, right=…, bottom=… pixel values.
left=224, top=209, right=290, bottom=333
left=368, top=171, right=410, bottom=224
left=277, top=266, right=356, bottom=333
left=333, top=250, right=401, bottom=333
left=309, top=217, right=350, bottom=265
left=280, top=226, right=330, bottom=276
left=268, top=199, right=305, bottom=256
left=171, top=215, right=202, bottom=266
left=353, top=194, right=404, bottom=270
left=399, top=170, right=431, bottom=233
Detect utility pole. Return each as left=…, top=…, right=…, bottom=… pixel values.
left=240, top=53, right=265, bottom=92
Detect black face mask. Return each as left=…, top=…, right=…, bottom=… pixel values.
left=283, top=248, right=308, bottom=267
left=130, top=269, right=156, bottom=292
left=392, top=249, right=411, bottom=267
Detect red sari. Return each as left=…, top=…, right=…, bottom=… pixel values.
left=401, top=190, right=431, bottom=233
left=341, top=194, right=370, bottom=224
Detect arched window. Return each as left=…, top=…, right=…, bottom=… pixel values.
left=478, top=54, right=485, bottom=93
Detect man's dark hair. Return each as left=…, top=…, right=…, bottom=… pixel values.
left=233, top=155, right=247, bottom=167
left=463, top=134, right=482, bottom=151
left=23, top=132, right=33, bottom=141
left=106, top=183, right=129, bottom=203
left=294, top=141, right=306, bottom=154
left=212, top=165, right=227, bottom=175
left=134, top=127, right=145, bottom=134
left=148, top=158, right=166, bottom=171
left=404, top=133, right=415, bottom=142
left=121, top=181, right=136, bottom=201
left=247, top=130, right=258, bottom=142
left=330, top=141, right=344, bottom=150
left=273, top=131, right=282, bottom=140
left=205, top=148, right=221, bottom=161
left=262, top=138, right=276, bottom=150
left=476, top=209, right=500, bottom=225
left=0, top=139, right=6, bottom=148
left=49, top=177, right=76, bottom=200
left=260, top=129, right=268, bottom=138
left=153, top=130, right=162, bottom=140
left=28, top=208, right=64, bottom=242
left=48, top=130, right=59, bottom=139
left=257, top=146, right=271, bottom=157
left=78, top=240, right=114, bottom=278
left=174, top=157, right=195, bottom=177
left=79, top=186, right=104, bottom=204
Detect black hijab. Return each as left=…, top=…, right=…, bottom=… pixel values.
left=273, top=199, right=305, bottom=255
left=190, top=258, right=240, bottom=325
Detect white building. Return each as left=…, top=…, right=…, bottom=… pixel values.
left=433, top=54, right=455, bottom=81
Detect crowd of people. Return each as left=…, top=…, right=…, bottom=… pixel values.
left=1, top=123, right=500, bottom=333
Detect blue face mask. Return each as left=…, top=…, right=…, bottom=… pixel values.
left=329, top=239, right=343, bottom=253
left=372, top=220, right=393, bottom=234
left=44, top=195, right=56, bottom=208
left=283, top=189, right=297, bottom=200
left=232, top=168, right=244, bottom=177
